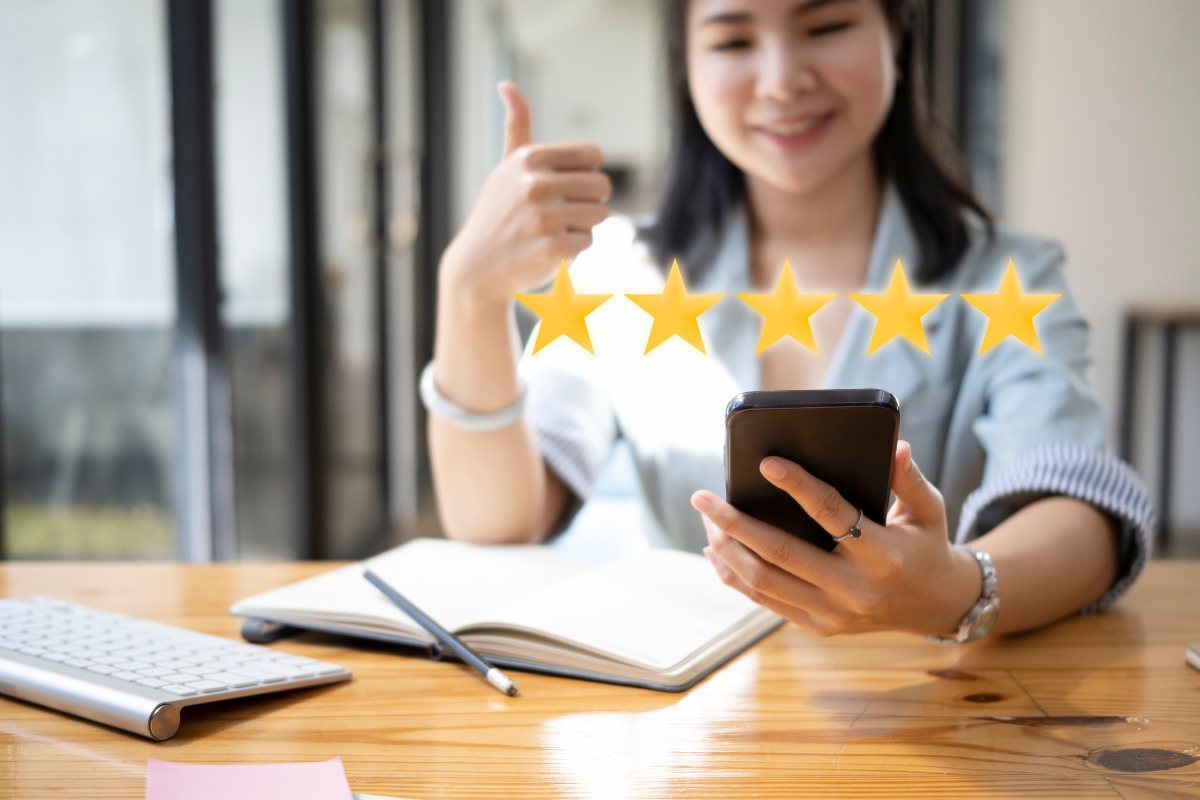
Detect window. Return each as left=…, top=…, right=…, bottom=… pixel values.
left=0, top=0, right=177, bottom=558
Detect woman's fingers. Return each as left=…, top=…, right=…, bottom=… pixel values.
left=499, top=81, right=533, bottom=157
left=692, top=490, right=843, bottom=589
left=523, top=171, right=612, bottom=203
left=539, top=202, right=610, bottom=233
left=521, top=142, right=604, bottom=172
left=498, top=82, right=604, bottom=173
left=759, top=457, right=866, bottom=542
left=887, top=441, right=946, bottom=525
left=703, top=518, right=826, bottom=609
left=704, top=546, right=832, bottom=635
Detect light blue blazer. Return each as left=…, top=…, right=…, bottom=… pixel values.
left=521, top=187, right=1153, bottom=611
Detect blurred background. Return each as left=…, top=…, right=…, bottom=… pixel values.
left=0, top=0, right=1196, bottom=563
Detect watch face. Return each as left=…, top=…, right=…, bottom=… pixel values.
left=974, top=600, right=1001, bottom=638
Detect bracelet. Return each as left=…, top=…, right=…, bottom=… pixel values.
left=419, top=361, right=526, bottom=432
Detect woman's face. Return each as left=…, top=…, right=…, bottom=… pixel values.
left=686, top=0, right=897, bottom=197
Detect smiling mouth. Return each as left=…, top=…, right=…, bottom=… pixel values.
left=752, top=112, right=834, bottom=144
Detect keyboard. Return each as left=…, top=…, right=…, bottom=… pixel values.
left=0, top=597, right=351, bottom=740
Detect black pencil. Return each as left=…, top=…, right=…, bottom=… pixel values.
left=361, top=567, right=519, bottom=696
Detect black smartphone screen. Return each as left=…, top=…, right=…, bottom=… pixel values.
left=724, top=389, right=900, bottom=552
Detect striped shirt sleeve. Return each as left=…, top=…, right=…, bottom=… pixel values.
left=954, top=442, right=1155, bottom=613
left=523, top=366, right=618, bottom=502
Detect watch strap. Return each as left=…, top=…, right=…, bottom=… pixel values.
left=927, top=546, right=1000, bottom=644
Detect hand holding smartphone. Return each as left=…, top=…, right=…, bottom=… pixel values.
left=724, top=390, right=900, bottom=552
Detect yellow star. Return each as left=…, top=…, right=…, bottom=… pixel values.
left=960, top=259, right=1060, bottom=354
left=850, top=260, right=949, bottom=355
left=737, top=261, right=836, bottom=355
left=625, top=260, right=724, bottom=354
left=514, top=261, right=612, bottom=354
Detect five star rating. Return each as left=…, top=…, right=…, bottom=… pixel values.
left=516, top=258, right=1059, bottom=358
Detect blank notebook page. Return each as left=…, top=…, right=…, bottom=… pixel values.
left=364, top=539, right=590, bottom=631
left=470, top=549, right=761, bottom=671
left=231, top=539, right=589, bottom=637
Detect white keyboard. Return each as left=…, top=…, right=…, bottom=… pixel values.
left=0, top=597, right=351, bottom=740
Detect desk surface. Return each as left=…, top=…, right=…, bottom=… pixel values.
left=2, top=560, right=1199, bottom=799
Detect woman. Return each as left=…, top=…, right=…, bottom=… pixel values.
left=426, top=0, right=1153, bottom=640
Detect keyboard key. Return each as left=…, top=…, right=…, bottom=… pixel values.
left=241, top=660, right=309, bottom=678
left=135, top=677, right=168, bottom=688
left=179, top=666, right=219, bottom=677
left=229, top=665, right=286, bottom=683
left=161, top=684, right=199, bottom=697
left=91, top=655, right=126, bottom=665
left=154, top=659, right=195, bottom=670
left=110, top=671, right=141, bottom=682
left=154, top=673, right=192, bottom=684
left=87, top=665, right=119, bottom=676
left=184, top=680, right=234, bottom=693
left=0, top=639, right=19, bottom=650
left=312, top=663, right=345, bottom=676
left=18, top=647, right=47, bottom=656
left=112, top=659, right=153, bottom=671
left=187, top=652, right=220, bottom=666
left=230, top=644, right=268, bottom=656
left=74, top=638, right=108, bottom=649
left=63, top=658, right=95, bottom=669
left=205, top=673, right=258, bottom=688
left=136, top=667, right=175, bottom=678
left=108, top=648, right=145, bottom=659
left=273, top=655, right=319, bottom=666
left=39, top=652, right=68, bottom=663
left=126, top=648, right=164, bottom=660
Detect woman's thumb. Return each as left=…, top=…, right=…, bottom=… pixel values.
left=499, top=81, right=533, bottom=157
left=890, top=441, right=944, bottom=522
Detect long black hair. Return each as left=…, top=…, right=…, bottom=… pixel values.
left=641, top=0, right=992, bottom=284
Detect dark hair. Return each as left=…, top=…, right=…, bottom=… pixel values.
left=641, top=0, right=993, bottom=284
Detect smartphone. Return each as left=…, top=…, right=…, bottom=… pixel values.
left=724, top=389, right=900, bottom=552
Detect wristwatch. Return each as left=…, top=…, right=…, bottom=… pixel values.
left=929, top=546, right=999, bottom=643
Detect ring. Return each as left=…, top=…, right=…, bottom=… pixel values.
left=831, top=508, right=864, bottom=543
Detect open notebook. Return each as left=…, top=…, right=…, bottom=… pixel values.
left=230, top=539, right=782, bottom=692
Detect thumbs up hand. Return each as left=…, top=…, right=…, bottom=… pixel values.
left=439, top=81, right=612, bottom=305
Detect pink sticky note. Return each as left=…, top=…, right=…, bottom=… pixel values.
left=146, top=757, right=354, bottom=800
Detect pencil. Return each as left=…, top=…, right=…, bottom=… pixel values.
left=361, top=567, right=519, bottom=697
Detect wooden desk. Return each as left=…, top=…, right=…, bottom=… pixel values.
left=3, top=561, right=1199, bottom=798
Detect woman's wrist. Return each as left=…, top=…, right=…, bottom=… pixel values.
left=913, top=544, right=986, bottom=637
left=432, top=250, right=524, bottom=414
left=438, top=242, right=516, bottom=314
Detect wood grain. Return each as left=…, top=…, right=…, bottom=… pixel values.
left=2, top=560, right=1198, bottom=798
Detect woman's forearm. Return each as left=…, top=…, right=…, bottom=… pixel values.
left=424, top=81, right=608, bottom=543
left=428, top=270, right=568, bottom=543
left=973, top=496, right=1119, bottom=636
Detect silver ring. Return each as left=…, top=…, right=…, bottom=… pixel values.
left=831, top=508, right=864, bottom=543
